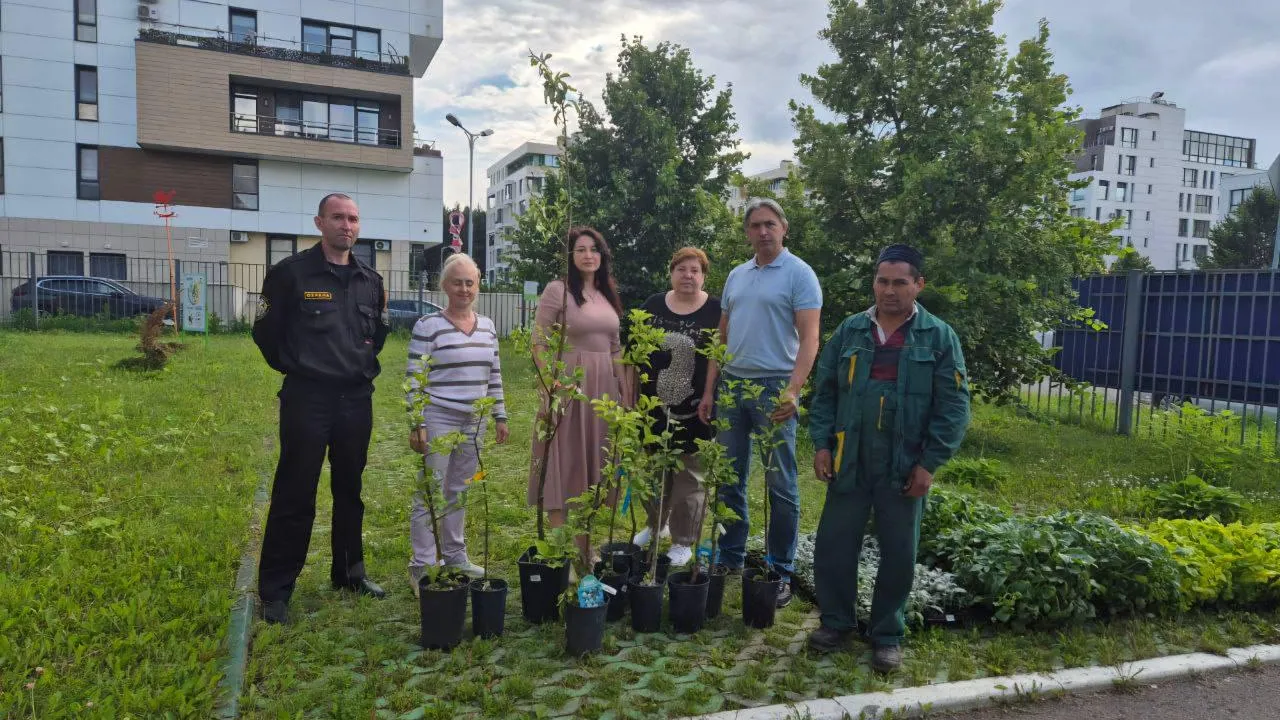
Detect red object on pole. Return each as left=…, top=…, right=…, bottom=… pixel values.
left=153, top=190, right=179, bottom=333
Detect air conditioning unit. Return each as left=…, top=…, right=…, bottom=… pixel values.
left=373, top=240, right=391, bottom=251
left=137, top=5, right=159, bottom=20
left=230, top=231, right=251, bottom=244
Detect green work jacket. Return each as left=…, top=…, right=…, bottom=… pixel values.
left=808, top=303, right=971, bottom=492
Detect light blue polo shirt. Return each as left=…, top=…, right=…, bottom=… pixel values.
left=722, top=249, right=822, bottom=378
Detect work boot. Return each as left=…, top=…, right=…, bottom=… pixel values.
left=871, top=643, right=903, bottom=673
left=807, top=625, right=853, bottom=653
left=445, top=561, right=486, bottom=579
left=334, top=577, right=386, bottom=599
left=261, top=599, right=289, bottom=625
left=775, top=578, right=793, bottom=608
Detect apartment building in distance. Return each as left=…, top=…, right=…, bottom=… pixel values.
left=1069, top=94, right=1266, bottom=270
left=0, top=0, right=444, bottom=318
left=726, top=160, right=801, bottom=214
left=484, top=140, right=560, bottom=283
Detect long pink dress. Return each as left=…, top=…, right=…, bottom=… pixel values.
left=527, top=280, right=622, bottom=511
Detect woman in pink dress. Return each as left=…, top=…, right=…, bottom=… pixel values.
left=528, top=227, right=630, bottom=537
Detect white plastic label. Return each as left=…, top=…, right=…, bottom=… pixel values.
left=530, top=574, right=541, bottom=582
left=601, top=584, right=618, bottom=596
left=945, top=614, right=955, bottom=623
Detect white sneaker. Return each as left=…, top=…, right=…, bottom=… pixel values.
left=445, top=561, right=485, bottom=579
left=666, top=545, right=693, bottom=567
left=632, top=525, right=671, bottom=546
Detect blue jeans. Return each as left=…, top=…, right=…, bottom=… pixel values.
left=716, top=374, right=800, bottom=576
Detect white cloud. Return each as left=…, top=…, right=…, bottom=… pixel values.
left=420, top=0, right=1280, bottom=206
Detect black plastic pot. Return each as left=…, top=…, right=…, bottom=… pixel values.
left=595, top=562, right=630, bottom=622
left=469, top=578, right=508, bottom=639
left=628, top=580, right=664, bottom=633
left=634, top=554, right=672, bottom=585
left=741, top=568, right=782, bottom=629
left=599, top=541, right=642, bottom=576
left=706, top=565, right=729, bottom=619
left=419, top=577, right=468, bottom=650
left=517, top=546, right=569, bottom=624
left=564, top=599, right=610, bottom=656
left=667, top=570, right=710, bottom=634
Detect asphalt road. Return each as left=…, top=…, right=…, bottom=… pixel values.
left=941, top=664, right=1280, bottom=719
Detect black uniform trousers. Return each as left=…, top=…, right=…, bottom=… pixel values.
left=258, top=381, right=373, bottom=602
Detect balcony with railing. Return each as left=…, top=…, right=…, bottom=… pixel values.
left=230, top=111, right=401, bottom=148
left=138, top=23, right=410, bottom=76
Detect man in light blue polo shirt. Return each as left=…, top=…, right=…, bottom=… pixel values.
left=697, top=197, right=822, bottom=608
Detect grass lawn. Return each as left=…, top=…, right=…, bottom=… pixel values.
left=4, top=330, right=1278, bottom=718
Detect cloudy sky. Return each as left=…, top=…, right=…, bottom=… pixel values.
left=416, top=0, right=1280, bottom=207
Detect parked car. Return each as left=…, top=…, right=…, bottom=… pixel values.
left=387, top=298, right=444, bottom=329
left=11, top=276, right=170, bottom=319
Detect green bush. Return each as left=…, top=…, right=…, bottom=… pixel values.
left=1138, top=519, right=1280, bottom=607
left=938, top=511, right=1181, bottom=628
left=4, top=308, right=140, bottom=333
left=1149, top=475, right=1247, bottom=523
left=918, top=487, right=1008, bottom=568
left=936, top=457, right=1007, bottom=489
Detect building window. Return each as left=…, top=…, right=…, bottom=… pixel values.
left=1178, top=193, right=1184, bottom=211
left=76, top=145, right=99, bottom=200
left=1120, top=127, right=1138, bottom=148
left=329, top=100, right=355, bottom=142
left=546, top=155, right=560, bottom=168
left=276, top=92, right=302, bottom=136
left=1124, top=210, right=1133, bottom=229
left=1149, top=158, right=1155, bottom=168
left=1147, top=184, right=1153, bottom=194
left=352, top=240, right=375, bottom=267
left=357, top=100, right=380, bottom=145
left=1182, top=131, right=1254, bottom=168
left=303, top=94, right=328, bottom=139
left=1194, top=194, right=1212, bottom=213
left=1183, top=244, right=1190, bottom=262
left=268, top=235, right=296, bottom=266
left=49, top=251, right=85, bottom=275
left=1118, top=155, right=1136, bottom=176
left=1193, top=245, right=1208, bottom=263
left=1193, top=220, right=1210, bottom=238
left=1183, top=168, right=1198, bottom=187
left=1143, top=237, right=1149, bottom=248
left=229, top=8, right=257, bottom=44
left=1229, top=188, right=1250, bottom=211
left=232, top=86, right=258, bottom=133
left=1145, top=211, right=1151, bottom=221
left=0, top=57, right=4, bottom=112
left=75, top=0, right=96, bottom=42
left=232, top=161, right=258, bottom=210
left=0, top=138, right=5, bottom=194
left=1178, top=218, right=1188, bottom=237
left=302, top=21, right=381, bottom=61
left=1069, top=207, right=1084, bottom=218
left=1152, top=131, right=1158, bottom=141
left=1116, top=181, right=1128, bottom=203
left=1098, top=179, right=1110, bottom=200
left=75, top=66, right=98, bottom=121
left=89, top=252, right=126, bottom=280
left=1209, top=171, right=1216, bottom=189
left=1095, top=207, right=1101, bottom=221
left=496, top=208, right=504, bottom=224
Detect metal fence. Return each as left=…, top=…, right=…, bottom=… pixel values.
left=1026, top=269, right=1280, bottom=450
left=0, top=250, right=532, bottom=336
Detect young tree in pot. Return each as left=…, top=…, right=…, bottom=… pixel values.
left=466, top=396, right=507, bottom=639
left=627, top=397, right=684, bottom=633
left=592, top=395, right=645, bottom=620
left=560, top=462, right=617, bottom=655
left=740, top=383, right=790, bottom=630
left=405, top=366, right=471, bottom=650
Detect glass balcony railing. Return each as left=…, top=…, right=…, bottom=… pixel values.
left=138, top=24, right=410, bottom=76
left=230, top=112, right=401, bottom=148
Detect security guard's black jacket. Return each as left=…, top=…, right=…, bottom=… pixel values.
left=253, top=244, right=389, bottom=392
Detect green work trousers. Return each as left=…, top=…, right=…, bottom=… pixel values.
left=813, top=379, right=925, bottom=646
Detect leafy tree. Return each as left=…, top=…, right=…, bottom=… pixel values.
left=792, top=0, right=1115, bottom=399
left=1109, top=246, right=1155, bottom=274
left=507, top=171, right=571, bottom=288
left=564, top=36, right=747, bottom=302
left=1201, top=186, right=1278, bottom=269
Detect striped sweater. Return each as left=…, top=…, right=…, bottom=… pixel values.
left=406, top=312, right=507, bottom=422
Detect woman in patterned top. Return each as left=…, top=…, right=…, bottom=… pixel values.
left=634, top=247, right=721, bottom=567
left=405, top=253, right=508, bottom=595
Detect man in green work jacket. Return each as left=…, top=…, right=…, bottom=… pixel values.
left=806, top=244, right=970, bottom=672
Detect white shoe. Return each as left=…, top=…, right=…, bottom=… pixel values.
left=445, top=561, right=485, bottom=579
left=666, top=545, right=693, bottom=567
left=632, top=525, right=671, bottom=546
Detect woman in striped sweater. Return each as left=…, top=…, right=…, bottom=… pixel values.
left=405, top=253, right=508, bottom=594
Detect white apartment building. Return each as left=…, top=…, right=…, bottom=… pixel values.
left=1069, top=95, right=1265, bottom=270
left=0, top=0, right=444, bottom=317
left=726, top=159, right=800, bottom=213
left=483, top=140, right=559, bottom=283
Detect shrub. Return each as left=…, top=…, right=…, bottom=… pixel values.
left=1138, top=519, right=1280, bottom=607
left=940, top=511, right=1181, bottom=628
left=1148, top=475, right=1247, bottom=523
left=936, top=457, right=1007, bottom=489
left=918, top=487, right=1007, bottom=568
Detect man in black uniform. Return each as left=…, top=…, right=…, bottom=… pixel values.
left=253, top=192, right=390, bottom=624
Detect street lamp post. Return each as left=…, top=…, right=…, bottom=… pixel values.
left=445, top=113, right=493, bottom=259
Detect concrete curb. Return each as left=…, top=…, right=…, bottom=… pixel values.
left=691, top=644, right=1280, bottom=720
left=213, top=470, right=272, bottom=720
